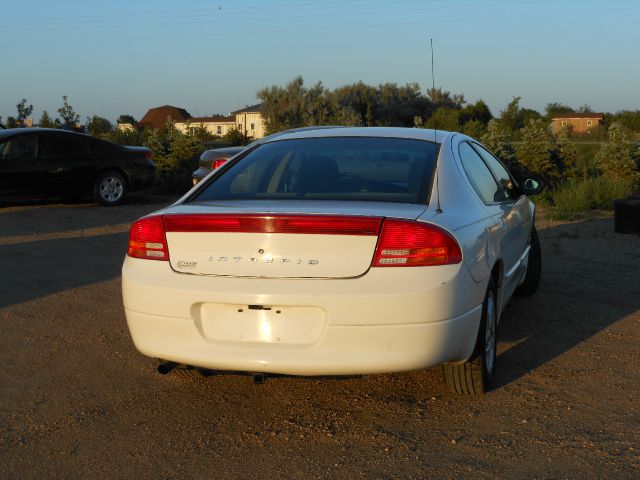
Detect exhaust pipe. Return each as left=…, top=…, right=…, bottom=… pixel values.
left=157, top=360, right=178, bottom=375
left=252, top=372, right=267, bottom=384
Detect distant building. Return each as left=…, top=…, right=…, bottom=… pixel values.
left=175, top=103, right=265, bottom=139
left=550, top=112, right=604, bottom=134
left=175, top=115, right=236, bottom=137
left=138, top=105, right=192, bottom=130
left=232, top=104, right=265, bottom=139
left=117, top=123, right=136, bottom=132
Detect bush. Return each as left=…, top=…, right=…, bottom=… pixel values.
left=144, top=120, right=205, bottom=193
left=545, top=176, right=635, bottom=220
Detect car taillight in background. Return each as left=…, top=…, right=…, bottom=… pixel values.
left=127, top=216, right=169, bottom=261
left=145, top=150, right=153, bottom=161
left=372, top=219, right=462, bottom=267
left=212, top=158, right=229, bottom=170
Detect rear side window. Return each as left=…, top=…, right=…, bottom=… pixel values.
left=458, top=142, right=503, bottom=204
left=0, top=135, right=37, bottom=160
left=193, top=137, right=438, bottom=204
left=470, top=143, right=518, bottom=200
left=40, top=133, right=88, bottom=159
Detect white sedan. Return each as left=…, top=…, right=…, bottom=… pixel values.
left=122, top=127, right=542, bottom=394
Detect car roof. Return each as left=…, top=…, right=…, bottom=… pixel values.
left=258, top=126, right=450, bottom=144
left=0, top=128, right=88, bottom=140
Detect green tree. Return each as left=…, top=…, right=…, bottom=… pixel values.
left=459, top=99, right=493, bottom=125
left=545, top=102, right=573, bottom=119
left=224, top=126, right=253, bottom=146
left=499, top=96, right=522, bottom=133
left=258, top=76, right=434, bottom=133
left=332, top=81, right=377, bottom=126
left=258, top=75, right=308, bottom=133
left=144, top=119, right=204, bottom=192
left=39, top=110, right=56, bottom=128
left=595, top=122, right=640, bottom=184
left=183, top=122, right=214, bottom=143
left=374, top=82, right=431, bottom=127
left=425, top=107, right=460, bottom=131
left=462, top=119, right=487, bottom=139
left=86, top=115, right=113, bottom=136
left=555, top=127, right=582, bottom=179
left=608, top=110, right=640, bottom=133
left=16, top=98, right=33, bottom=127
left=57, top=95, right=80, bottom=129
left=117, top=114, right=137, bottom=126
left=426, top=87, right=464, bottom=109
left=517, top=119, right=559, bottom=183
left=481, top=119, right=518, bottom=171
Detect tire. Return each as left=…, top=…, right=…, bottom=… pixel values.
left=443, top=278, right=497, bottom=395
left=93, top=170, right=127, bottom=206
left=515, top=226, right=541, bottom=297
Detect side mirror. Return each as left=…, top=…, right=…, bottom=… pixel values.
left=521, top=178, right=544, bottom=196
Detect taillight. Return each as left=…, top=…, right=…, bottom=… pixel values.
left=127, top=215, right=169, bottom=261
left=372, top=219, right=462, bottom=267
left=212, top=158, right=228, bottom=170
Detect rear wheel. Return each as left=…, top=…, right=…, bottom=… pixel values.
left=515, top=226, right=541, bottom=297
left=93, top=170, right=127, bottom=206
left=443, top=278, right=497, bottom=395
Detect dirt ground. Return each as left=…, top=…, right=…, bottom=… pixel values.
left=0, top=196, right=638, bottom=479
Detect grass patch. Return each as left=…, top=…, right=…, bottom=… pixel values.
left=544, top=176, right=635, bottom=220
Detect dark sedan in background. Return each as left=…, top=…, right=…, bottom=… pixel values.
left=0, top=128, right=155, bottom=206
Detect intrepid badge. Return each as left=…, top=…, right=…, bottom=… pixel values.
left=208, top=255, right=319, bottom=265
left=176, top=260, right=197, bottom=269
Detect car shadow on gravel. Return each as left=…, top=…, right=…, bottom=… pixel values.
left=493, top=216, right=640, bottom=389
left=0, top=232, right=128, bottom=309
left=0, top=197, right=176, bottom=309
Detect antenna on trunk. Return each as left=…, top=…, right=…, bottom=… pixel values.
left=430, top=37, right=443, bottom=214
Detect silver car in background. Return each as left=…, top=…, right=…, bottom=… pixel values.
left=192, top=146, right=245, bottom=185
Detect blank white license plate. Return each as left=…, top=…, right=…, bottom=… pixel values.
left=197, top=303, right=326, bottom=345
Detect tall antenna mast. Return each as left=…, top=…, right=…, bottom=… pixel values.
left=430, top=37, right=436, bottom=139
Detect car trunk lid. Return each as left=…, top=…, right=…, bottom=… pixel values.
left=162, top=201, right=427, bottom=279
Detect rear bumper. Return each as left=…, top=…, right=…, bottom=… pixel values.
left=122, top=257, right=485, bottom=375
left=125, top=307, right=482, bottom=375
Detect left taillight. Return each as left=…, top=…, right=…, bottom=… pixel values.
left=127, top=215, right=169, bottom=261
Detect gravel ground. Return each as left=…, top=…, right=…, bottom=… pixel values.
left=0, top=197, right=638, bottom=479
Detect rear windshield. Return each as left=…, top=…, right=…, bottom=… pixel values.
left=192, top=137, right=438, bottom=204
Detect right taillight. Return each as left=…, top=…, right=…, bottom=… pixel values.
left=372, top=219, right=462, bottom=267
left=127, top=215, right=169, bottom=261
left=212, top=158, right=228, bottom=170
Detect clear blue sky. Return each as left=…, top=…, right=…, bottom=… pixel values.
left=1, top=0, right=638, bottom=123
